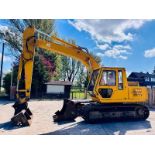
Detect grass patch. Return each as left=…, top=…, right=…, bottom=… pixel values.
left=70, top=87, right=90, bottom=99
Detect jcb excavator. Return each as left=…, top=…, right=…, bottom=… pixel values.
left=11, top=27, right=149, bottom=126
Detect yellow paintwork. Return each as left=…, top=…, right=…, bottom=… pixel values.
left=16, top=27, right=148, bottom=105
left=36, top=37, right=100, bottom=71
left=16, top=27, right=36, bottom=101
left=93, top=67, right=148, bottom=103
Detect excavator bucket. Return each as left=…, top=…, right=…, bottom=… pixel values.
left=11, top=108, right=33, bottom=126
left=53, top=99, right=82, bottom=122
left=11, top=102, right=33, bottom=126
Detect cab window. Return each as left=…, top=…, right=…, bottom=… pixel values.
left=118, top=70, right=123, bottom=90
left=100, top=70, right=116, bottom=86
left=88, top=69, right=99, bottom=91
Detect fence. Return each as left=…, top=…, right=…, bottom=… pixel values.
left=70, top=86, right=89, bottom=99
left=4, top=86, right=155, bottom=106
left=148, top=88, right=155, bottom=107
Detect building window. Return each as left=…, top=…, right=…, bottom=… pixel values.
left=151, top=78, right=155, bottom=82
left=145, top=77, right=149, bottom=82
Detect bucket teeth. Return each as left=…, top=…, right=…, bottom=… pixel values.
left=53, top=99, right=81, bottom=122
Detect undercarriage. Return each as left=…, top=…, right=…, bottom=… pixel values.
left=53, top=99, right=150, bottom=123
left=11, top=99, right=149, bottom=126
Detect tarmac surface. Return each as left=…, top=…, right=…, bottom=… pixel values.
left=0, top=100, right=155, bottom=135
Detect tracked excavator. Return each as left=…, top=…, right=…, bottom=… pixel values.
left=11, top=27, right=149, bottom=126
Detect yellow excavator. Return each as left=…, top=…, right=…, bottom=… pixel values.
left=11, top=27, right=149, bottom=126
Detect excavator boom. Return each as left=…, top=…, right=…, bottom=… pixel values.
left=11, top=27, right=100, bottom=125
left=16, top=27, right=100, bottom=101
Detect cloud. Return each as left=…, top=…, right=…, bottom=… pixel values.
left=144, top=48, right=155, bottom=58
left=3, top=69, right=11, bottom=75
left=96, top=43, right=132, bottom=59
left=0, top=25, right=21, bottom=42
left=69, top=19, right=149, bottom=43
left=113, top=45, right=131, bottom=50
left=0, top=25, right=12, bottom=36
left=96, top=43, right=109, bottom=50
left=69, top=19, right=150, bottom=59
left=96, top=44, right=131, bottom=59
left=0, top=53, right=11, bottom=62
left=96, top=52, right=104, bottom=57
left=0, top=25, right=9, bottom=32
left=97, top=49, right=128, bottom=60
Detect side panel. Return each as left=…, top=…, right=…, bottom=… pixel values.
left=128, top=86, right=148, bottom=103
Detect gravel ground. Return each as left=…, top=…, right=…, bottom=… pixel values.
left=0, top=100, right=155, bottom=135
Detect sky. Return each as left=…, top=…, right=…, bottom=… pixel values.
left=1, top=19, right=155, bottom=75
left=55, top=19, right=155, bottom=75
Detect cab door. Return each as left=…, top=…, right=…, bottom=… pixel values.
left=95, top=68, right=128, bottom=103
left=115, top=69, right=128, bottom=100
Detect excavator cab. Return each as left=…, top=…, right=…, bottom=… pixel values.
left=88, top=67, right=128, bottom=102
left=88, top=66, right=148, bottom=103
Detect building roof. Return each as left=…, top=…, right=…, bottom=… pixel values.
left=128, top=72, right=155, bottom=78
left=45, top=81, right=72, bottom=85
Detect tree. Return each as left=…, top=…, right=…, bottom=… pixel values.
left=75, top=52, right=102, bottom=88
left=60, top=39, right=102, bottom=87
left=0, top=20, right=55, bottom=56
left=0, top=19, right=61, bottom=97
left=3, top=65, right=18, bottom=96
left=75, top=65, right=86, bottom=88
left=60, top=56, right=81, bottom=82
left=3, top=73, right=11, bottom=95
left=60, top=40, right=82, bottom=83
